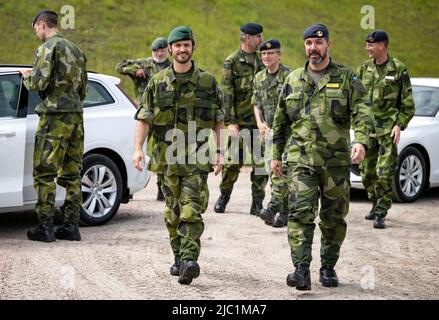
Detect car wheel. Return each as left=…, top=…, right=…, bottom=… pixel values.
left=80, top=154, right=123, bottom=226
left=392, top=146, right=427, bottom=203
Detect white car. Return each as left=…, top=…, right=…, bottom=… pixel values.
left=351, top=77, right=439, bottom=202
left=0, top=65, right=150, bottom=225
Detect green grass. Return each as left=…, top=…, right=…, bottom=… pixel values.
left=1, top=0, right=438, bottom=95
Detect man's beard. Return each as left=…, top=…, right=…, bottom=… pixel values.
left=174, top=52, right=192, bottom=64
left=308, top=48, right=328, bottom=65
left=153, top=56, right=168, bottom=64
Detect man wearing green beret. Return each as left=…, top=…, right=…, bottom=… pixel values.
left=214, top=22, right=268, bottom=216
left=133, top=26, right=225, bottom=285
left=117, top=37, right=171, bottom=201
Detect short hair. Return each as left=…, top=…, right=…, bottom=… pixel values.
left=382, top=40, right=389, bottom=48
left=36, top=12, right=58, bottom=28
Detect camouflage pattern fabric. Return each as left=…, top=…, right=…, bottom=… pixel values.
left=162, top=174, right=208, bottom=261
left=33, top=113, right=84, bottom=224
left=116, top=57, right=171, bottom=101
left=221, top=49, right=264, bottom=126
left=357, top=56, right=414, bottom=216
left=23, top=33, right=88, bottom=114
left=287, top=164, right=350, bottom=268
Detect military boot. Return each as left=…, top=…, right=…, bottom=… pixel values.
left=259, top=207, right=276, bottom=225
left=170, top=256, right=180, bottom=276
left=373, top=216, right=386, bottom=229
left=27, top=224, right=56, bottom=243
left=319, top=266, right=338, bottom=287
left=156, top=188, right=165, bottom=201
left=286, top=265, right=311, bottom=290
left=214, top=193, right=230, bottom=213
left=250, top=199, right=263, bottom=216
left=55, top=224, right=81, bottom=241
left=273, top=212, right=288, bottom=228
left=178, top=260, right=200, bottom=285
left=365, top=201, right=377, bottom=220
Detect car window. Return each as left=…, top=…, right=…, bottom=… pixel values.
left=27, top=80, right=115, bottom=115
left=413, top=85, right=439, bottom=117
left=0, top=74, right=21, bottom=118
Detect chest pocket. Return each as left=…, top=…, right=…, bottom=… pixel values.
left=234, top=65, right=254, bottom=95
left=194, top=90, right=217, bottom=128
left=383, top=75, right=400, bottom=100
left=326, top=89, right=349, bottom=125
left=285, top=91, right=304, bottom=121
left=154, top=90, right=175, bottom=126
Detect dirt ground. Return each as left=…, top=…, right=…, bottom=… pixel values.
left=0, top=167, right=438, bottom=300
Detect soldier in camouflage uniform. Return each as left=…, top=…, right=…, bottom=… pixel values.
left=357, top=30, right=415, bottom=229
left=117, top=37, right=171, bottom=201
left=133, top=26, right=224, bottom=285
left=21, top=10, right=88, bottom=242
left=252, top=39, right=291, bottom=228
left=272, top=24, right=373, bottom=290
left=214, top=22, right=268, bottom=215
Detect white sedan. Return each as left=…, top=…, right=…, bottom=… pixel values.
left=0, top=65, right=150, bottom=225
left=351, top=77, right=439, bottom=202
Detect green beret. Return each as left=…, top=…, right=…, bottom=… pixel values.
left=151, top=37, right=168, bottom=50
left=167, top=26, right=194, bottom=45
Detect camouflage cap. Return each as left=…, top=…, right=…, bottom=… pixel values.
left=32, top=9, right=58, bottom=27
left=151, top=37, right=168, bottom=50
left=240, top=22, right=263, bottom=35
left=260, top=39, right=281, bottom=51
left=303, top=23, right=329, bottom=40
left=168, top=26, right=194, bottom=45
left=365, top=30, right=388, bottom=43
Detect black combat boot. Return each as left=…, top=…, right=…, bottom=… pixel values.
left=373, top=216, right=386, bottom=229
left=156, top=188, right=165, bottom=201
left=365, top=201, right=377, bottom=220
left=214, top=193, right=230, bottom=213
left=26, top=224, right=56, bottom=243
left=273, top=212, right=288, bottom=228
left=55, top=224, right=81, bottom=241
left=178, top=260, right=200, bottom=285
left=319, top=266, right=338, bottom=287
left=170, top=256, right=180, bottom=276
left=259, top=207, right=276, bottom=225
left=286, top=265, right=311, bottom=290
left=250, top=199, right=263, bottom=216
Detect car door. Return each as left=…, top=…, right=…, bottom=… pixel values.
left=0, top=72, right=27, bottom=208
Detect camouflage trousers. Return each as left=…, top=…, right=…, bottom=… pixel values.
left=157, top=173, right=164, bottom=191
left=287, top=164, right=350, bottom=268
left=220, top=126, right=268, bottom=201
left=162, top=173, right=209, bottom=262
left=33, top=113, right=84, bottom=225
left=360, top=135, right=398, bottom=218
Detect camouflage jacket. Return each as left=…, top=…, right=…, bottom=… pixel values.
left=357, top=56, right=414, bottom=136
left=116, top=57, right=171, bottom=101
left=251, top=64, right=292, bottom=128
left=135, top=62, right=225, bottom=176
left=272, top=60, right=373, bottom=166
left=23, top=33, right=88, bottom=114
left=221, top=48, right=264, bottom=127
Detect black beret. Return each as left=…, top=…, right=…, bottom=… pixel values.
left=260, top=39, right=281, bottom=51
left=240, top=22, right=263, bottom=35
left=32, top=9, right=58, bottom=27
left=365, top=30, right=388, bottom=43
left=303, top=23, right=329, bottom=40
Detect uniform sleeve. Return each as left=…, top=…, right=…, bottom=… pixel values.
left=134, top=80, right=155, bottom=125
left=396, top=69, right=415, bottom=130
left=272, top=82, right=291, bottom=161
left=115, top=59, right=141, bottom=76
left=251, top=77, right=262, bottom=111
left=349, top=72, right=374, bottom=147
left=214, top=82, right=225, bottom=123
left=220, top=59, right=236, bottom=125
left=79, top=54, right=88, bottom=101
left=23, top=45, right=54, bottom=91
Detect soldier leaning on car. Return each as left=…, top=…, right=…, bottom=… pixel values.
left=357, top=30, right=415, bottom=229
left=116, top=37, right=172, bottom=202
left=20, top=9, right=88, bottom=242
left=133, top=26, right=224, bottom=285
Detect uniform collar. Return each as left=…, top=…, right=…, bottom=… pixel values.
left=168, top=61, right=200, bottom=85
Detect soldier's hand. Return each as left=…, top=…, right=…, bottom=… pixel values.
left=351, top=143, right=366, bottom=164
left=214, top=154, right=224, bottom=176
left=391, top=125, right=401, bottom=144
left=135, top=69, right=146, bottom=78
left=271, top=160, right=282, bottom=177
left=228, top=124, right=240, bottom=138
left=19, top=69, right=32, bottom=77
left=257, top=122, right=270, bottom=138
left=133, top=149, right=145, bottom=172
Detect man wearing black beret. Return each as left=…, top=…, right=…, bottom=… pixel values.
left=214, top=22, right=268, bottom=216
